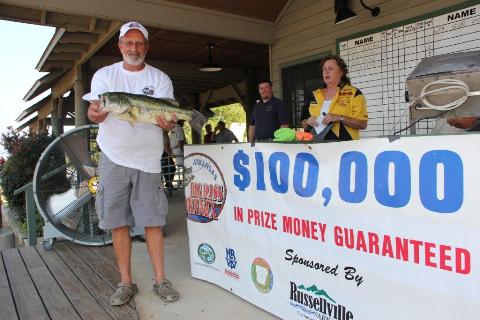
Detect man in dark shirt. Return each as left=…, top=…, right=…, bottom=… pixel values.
left=213, top=121, right=239, bottom=143
left=248, top=79, right=289, bottom=141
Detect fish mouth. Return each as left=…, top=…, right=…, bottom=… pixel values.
left=98, top=96, right=107, bottom=111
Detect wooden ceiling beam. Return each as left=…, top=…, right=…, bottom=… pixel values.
left=49, top=52, right=83, bottom=60
left=0, top=0, right=276, bottom=44
left=38, top=98, right=53, bottom=120
left=229, top=49, right=269, bottom=64
left=59, top=33, right=98, bottom=44
left=40, top=10, right=46, bottom=24
left=93, top=20, right=110, bottom=33
left=0, top=4, right=43, bottom=24
left=89, top=17, right=97, bottom=32
left=42, top=60, right=75, bottom=71
left=149, top=29, right=166, bottom=41
left=53, top=43, right=90, bottom=53
left=52, top=21, right=122, bottom=98
left=229, top=0, right=239, bottom=12
left=179, top=39, right=230, bottom=62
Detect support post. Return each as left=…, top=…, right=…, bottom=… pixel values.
left=75, top=64, right=88, bottom=127
left=14, top=183, right=37, bottom=246
left=58, top=96, right=64, bottom=135
left=26, top=185, right=37, bottom=246
left=51, top=97, right=60, bottom=136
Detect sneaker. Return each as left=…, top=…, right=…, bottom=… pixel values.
left=153, top=279, right=179, bottom=303
left=110, top=283, right=138, bottom=306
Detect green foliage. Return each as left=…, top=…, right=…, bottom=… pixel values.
left=0, top=129, right=55, bottom=208
left=20, top=209, right=44, bottom=238
left=183, top=103, right=247, bottom=144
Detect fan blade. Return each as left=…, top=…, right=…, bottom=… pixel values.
left=59, top=132, right=96, bottom=179
left=46, top=189, right=92, bottom=225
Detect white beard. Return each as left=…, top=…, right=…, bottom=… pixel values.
left=122, top=52, right=146, bottom=66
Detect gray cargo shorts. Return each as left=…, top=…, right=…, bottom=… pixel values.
left=95, top=153, right=168, bottom=230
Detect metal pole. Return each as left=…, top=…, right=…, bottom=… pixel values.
left=25, top=185, right=37, bottom=246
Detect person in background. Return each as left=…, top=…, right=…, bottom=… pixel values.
left=169, top=119, right=185, bottom=166
left=248, top=79, right=289, bottom=142
left=83, top=21, right=179, bottom=306
left=447, top=117, right=480, bottom=131
left=203, top=124, right=214, bottom=144
left=213, top=121, right=239, bottom=143
left=302, top=55, right=368, bottom=141
left=161, top=130, right=176, bottom=190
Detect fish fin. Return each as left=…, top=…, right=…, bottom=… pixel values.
left=189, top=110, right=208, bottom=134
left=128, top=108, right=139, bottom=122
left=163, top=98, right=180, bottom=107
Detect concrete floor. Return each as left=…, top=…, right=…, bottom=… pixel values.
left=131, top=191, right=278, bottom=320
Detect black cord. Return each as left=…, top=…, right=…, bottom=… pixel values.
left=359, top=0, right=380, bottom=16
left=392, top=113, right=445, bottom=135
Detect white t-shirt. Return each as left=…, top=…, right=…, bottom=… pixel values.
left=83, top=62, right=174, bottom=173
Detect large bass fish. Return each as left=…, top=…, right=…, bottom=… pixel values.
left=99, top=92, right=207, bottom=133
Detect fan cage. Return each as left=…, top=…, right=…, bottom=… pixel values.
left=33, top=124, right=112, bottom=245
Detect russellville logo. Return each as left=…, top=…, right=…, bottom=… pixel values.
left=289, top=282, right=354, bottom=320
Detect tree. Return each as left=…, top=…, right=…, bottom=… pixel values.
left=183, top=103, right=246, bottom=144
left=0, top=129, right=55, bottom=207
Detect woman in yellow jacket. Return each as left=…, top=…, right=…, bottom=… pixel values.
left=302, top=55, right=368, bottom=140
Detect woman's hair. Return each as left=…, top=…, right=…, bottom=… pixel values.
left=321, top=55, right=351, bottom=87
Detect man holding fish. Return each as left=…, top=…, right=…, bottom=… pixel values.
left=83, top=21, right=180, bottom=306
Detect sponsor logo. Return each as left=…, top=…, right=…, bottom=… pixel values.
left=224, top=248, right=239, bottom=280
left=142, top=85, right=155, bottom=96
left=251, top=257, right=273, bottom=294
left=198, top=243, right=215, bottom=264
left=289, top=282, right=354, bottom=320
left=195, top=243, right=219, bottom=271
left=184, top=153, right=226, bottom=223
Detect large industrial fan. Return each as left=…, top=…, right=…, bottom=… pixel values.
left=33, top=124, right=111, bottom=249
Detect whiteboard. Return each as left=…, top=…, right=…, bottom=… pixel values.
left=338, top=3, right=480, bottom=137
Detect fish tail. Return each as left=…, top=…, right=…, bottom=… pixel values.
left=189, top=110, right=208, bottom=133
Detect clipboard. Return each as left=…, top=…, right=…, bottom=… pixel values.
left=307, top=122, right=334, bottom=142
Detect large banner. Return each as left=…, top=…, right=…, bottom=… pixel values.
left=184, top=135, right=479, bottom=320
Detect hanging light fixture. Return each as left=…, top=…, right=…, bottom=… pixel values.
left=335, top=0, right=357, bottom=24
left=335, top=0, right=380, bottom=25
left=198, top=43, right=222, bottom=72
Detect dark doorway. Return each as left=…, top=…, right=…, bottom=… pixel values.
left=282, top=59, right=325, bottom=128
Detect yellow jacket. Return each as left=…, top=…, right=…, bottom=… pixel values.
left=309, top=84, right=368, bottom=140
